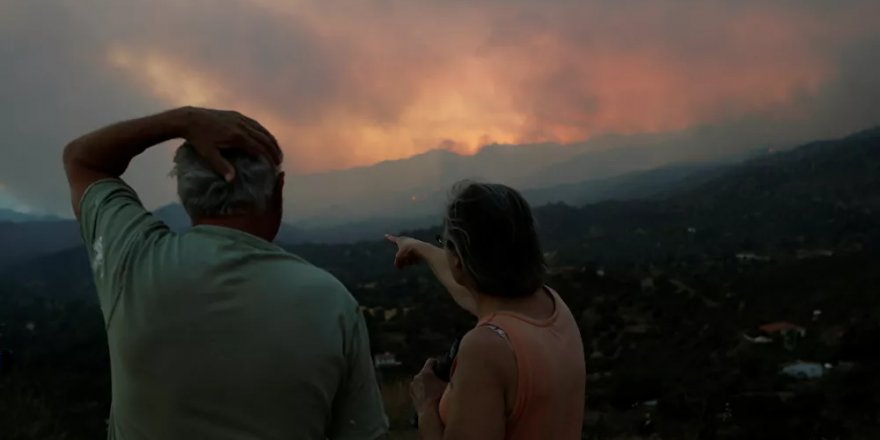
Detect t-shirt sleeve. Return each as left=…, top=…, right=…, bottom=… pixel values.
left=327, top=307, right=389, bottom=440
left=78, top=179, right=169, bottom=324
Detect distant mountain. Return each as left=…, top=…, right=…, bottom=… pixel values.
left=0, top=205, right=308, bottom=271
left=284, top=161, right=734, bottom=240
left=517, top=120, right=798, bottom=188
left=0, top=200, right=388, bottom=270
left=669, top=125, right=880, bottom=245
left=521, top=163, right=727, bottom=207
left=149, top=202, right=433, bottom=245
left=150, top=203, right=309, bottom=244
left=531, top=125, right=880, bottom=259
left=364, top=125, right=880, bottom=262
left=286, top=144, right=581, bottom=227
left=0, top=245, right=93, bottom=303
left=0, top=208, right=61, bottom=223
left=0, top=203, right=182, bottom=271
left=289, top=214, right=437, bottom=244
left=2, top=125, right=876, bottom=271
left=3, top=124, right=878, bottom=302
left=666, top=126, right=880, bottom=217
left=0, top=220, right=82, bottom=270
left=285, top=123, right=783, bottom=226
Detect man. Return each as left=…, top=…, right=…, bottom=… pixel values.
left=63, top=107, right=388, bottom=439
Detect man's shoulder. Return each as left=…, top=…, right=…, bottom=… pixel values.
left=277, top=255, right=342, bottom=287
left=229, top=247, right=357, bottom=304
left=168, top=231, right=358, bottom=303
left=285, top=260, right=356, bottom=302
left=262, top=257, right=361, bottom=316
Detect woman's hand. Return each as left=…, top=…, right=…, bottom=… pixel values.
left=385, top=233, right=478, bottom=315
left=411, top=359, right=448, bottom=415
left=385, top=235, right=431, bottom=269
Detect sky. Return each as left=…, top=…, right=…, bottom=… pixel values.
left=2, top=0, right=880, bottom=215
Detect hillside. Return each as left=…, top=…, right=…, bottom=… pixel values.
left=284, top=123, right=780, bottom=227
left=0, top=158, right=730, bottom=271
left=4, top=125, right=877, bottom=296
left=0, top=208, right=61, bottom=223
left=521, top=163, right=726, bottom=207
left=286, top=145, right=579, bottom=227
left=0, top=220, right=82, bottom=269
left=535, top=126, right=880, bottom=262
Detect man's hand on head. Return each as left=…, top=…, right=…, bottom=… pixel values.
left=179, top=107, right=282, bottom=182
left=63, top=106, right=282, bottom=219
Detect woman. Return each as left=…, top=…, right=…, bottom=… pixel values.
left=386, top=181, right=586, bottom=440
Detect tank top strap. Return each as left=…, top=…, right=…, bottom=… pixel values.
left=481, top=321, right=510, bottom=341
left=477, top=313, right=532, bottom=426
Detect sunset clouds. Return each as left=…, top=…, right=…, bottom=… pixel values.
left=2, top=0, right=880, bottom=213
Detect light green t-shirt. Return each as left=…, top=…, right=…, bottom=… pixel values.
left=78, top=179, right=388, bottom=440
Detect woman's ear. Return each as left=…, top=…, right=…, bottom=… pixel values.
left=447, top=250, right=467, bottom=286
left=444, top=244, right=461, bottom=269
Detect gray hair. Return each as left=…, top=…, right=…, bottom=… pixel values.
left=442, top=181, right=546, bottom=298
left=171, top=142, right=282, bottom=218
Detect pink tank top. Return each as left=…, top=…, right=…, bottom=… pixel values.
left=438, top=287, right=586, bottom=439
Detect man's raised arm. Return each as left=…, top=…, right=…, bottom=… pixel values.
left=62, top=107, right=281, bottom=218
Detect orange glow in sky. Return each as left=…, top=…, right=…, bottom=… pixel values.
left=99, top=0, right=877, bottom=174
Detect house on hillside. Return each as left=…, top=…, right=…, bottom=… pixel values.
left=736, top=252, right=770, bottom=262
left=796, top=249, right=834, bottom=260
left=361, top=306, right=383, bottom=318
left=550, top=265, right=581, bottom=275
left=780, top=362, right=824, bottom=380
left=374, top=352, right=402, bottom=369
left=743, top=334, right=773, bottom=344
left=744, top=321, right=806, bottom=350
left=670, top=279, right=695, bottom=294
left=373, top=352, right=404, bottom=385
left=759, top=322, right=806, bottom=337
left=383, top=308, right=399, bottom=321
left=357, top=281, right=378, bottom=290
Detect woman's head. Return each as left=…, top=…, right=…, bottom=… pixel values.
left=441, top=181, right=546, bottom=298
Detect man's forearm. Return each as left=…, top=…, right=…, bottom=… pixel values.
left=63, top=107, right=188, bottom=177
left=63, top=106, right=277, bottom=219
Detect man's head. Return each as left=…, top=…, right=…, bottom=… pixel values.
left=171, top=142, right=285, bottom=239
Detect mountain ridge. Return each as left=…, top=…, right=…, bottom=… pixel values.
left=0, top=125, right=876, bottom=272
